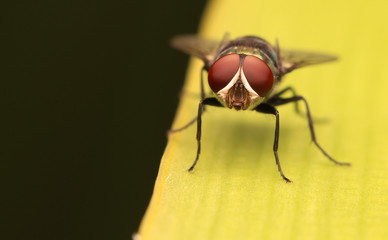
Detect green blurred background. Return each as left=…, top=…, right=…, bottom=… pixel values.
left=1, top=0, right=207, bottom=239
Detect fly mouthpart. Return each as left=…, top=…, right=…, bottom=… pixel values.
left=226, top=80, right=251, bottom=110
left=232, top=104, right=243, bottom=111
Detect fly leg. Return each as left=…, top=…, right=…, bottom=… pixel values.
left=270, top=87, right=301, bottom=115
left=168, top=117, right=197, bottom=135
left=270, top=87, right=328, bottom=123
left=168, top=67, right=208, bottom=135
left=188, top=97, right=223, bottom=172
left=255, top=103, right=291, bottom=183
left=268, top=95, right=350, bottom=166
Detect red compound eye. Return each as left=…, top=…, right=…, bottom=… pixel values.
left=208, top=54, right=240, bottom=92
left=243, top=55, right=274, bottom=96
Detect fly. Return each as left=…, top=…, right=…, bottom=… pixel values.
left=170, top=34, right=350, bottom=182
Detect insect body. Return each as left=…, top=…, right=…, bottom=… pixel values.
left=171, top=34, right=350, bottom=182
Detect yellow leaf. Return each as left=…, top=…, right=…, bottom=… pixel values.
left=137, top=0, right=388, bottom=239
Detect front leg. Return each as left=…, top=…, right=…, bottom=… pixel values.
left=268, top=95, right=350, bottom=166
left=188, top=97, right=223, bottom=172
left=269, top=86, right=302, bottom=116
left=168, top=66, right=209, bottom=135
left=255, top=103, right=292, bottom=183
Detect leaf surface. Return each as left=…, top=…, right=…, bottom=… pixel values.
left=138, top=0, right=388, bottom=239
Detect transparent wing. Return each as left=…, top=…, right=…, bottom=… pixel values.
left=280, top=49, right=338, bottom=74
left=170, top=35, right=223, bottom=67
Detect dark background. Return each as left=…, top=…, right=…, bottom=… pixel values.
left=2, top=0, right=207, bottom=239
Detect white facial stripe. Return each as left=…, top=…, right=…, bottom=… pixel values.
left=216, top=67, right=241, bottom=95
left=240, top=68, right=260, bottom=97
